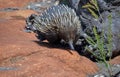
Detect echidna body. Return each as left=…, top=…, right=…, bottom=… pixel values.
left=26, top=4, right=82, bottom=50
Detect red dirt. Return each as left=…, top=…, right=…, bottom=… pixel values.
left=0, top=0, right=36, bottom=9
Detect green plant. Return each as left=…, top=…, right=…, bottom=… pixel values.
left=82, top=0, right=113, bottom=76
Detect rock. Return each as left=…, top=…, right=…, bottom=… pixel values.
left=89, top=56, right=120, bottom=77
left=94, top=63, right=120, bottom=77
left=110, top=56, right=120, bottom=64
left=0, top=10, right=36, bottom=19
left=76, top=2, right=120, bottom=60
left=69, top=0, right=80, bottom=10
left=0, top=49, right=98, bottom=77
left=0, top=0, right=36, bottom=9
left=0, top=9, right=39, bottom=61
left=26, top=0, right=59, bottom=13
left=0, top=9, right=98, bottom=77
left=110, top=0, right=120, bottom=6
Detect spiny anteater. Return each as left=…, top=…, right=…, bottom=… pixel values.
left=26, top=4, right=84, bottom=50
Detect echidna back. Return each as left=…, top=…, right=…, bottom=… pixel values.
left=28, top=4, right=81, bottom=50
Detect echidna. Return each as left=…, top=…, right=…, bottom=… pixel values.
left=26, top=4, right=83, bottom=50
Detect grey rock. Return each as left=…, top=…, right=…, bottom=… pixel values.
left=26, top=0, right=59, bottom=13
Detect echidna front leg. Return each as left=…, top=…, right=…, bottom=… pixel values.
left=35, top=31, right=46, bottom=42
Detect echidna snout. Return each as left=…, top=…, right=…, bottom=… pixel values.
left=68, top=40, right=75, bottom=50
